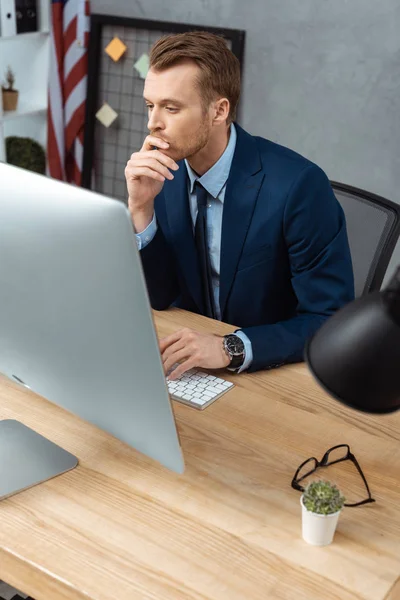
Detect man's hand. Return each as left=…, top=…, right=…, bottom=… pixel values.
left=160, top=328, right=230, bottom=380
left=125, top=135, right=179, bottom=233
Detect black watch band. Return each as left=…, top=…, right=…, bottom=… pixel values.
left=223, top=334, right=245, bottom=371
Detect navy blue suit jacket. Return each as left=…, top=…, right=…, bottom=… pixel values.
left=140, top=124, right=354, bottom=372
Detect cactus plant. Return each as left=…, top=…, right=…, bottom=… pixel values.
left=302, top=480, right=345, bottom=515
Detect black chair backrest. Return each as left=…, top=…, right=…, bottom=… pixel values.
left=331, top=182, right=400, bottom=296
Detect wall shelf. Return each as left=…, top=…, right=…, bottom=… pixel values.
left=0, top=0, right=50, bottom=162
left=2, top=103, right=47, bottom=122
left=0, top=30, right=49, bottom=41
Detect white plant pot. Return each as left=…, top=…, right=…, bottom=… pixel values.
left=301, top=496, right=341, bottom=546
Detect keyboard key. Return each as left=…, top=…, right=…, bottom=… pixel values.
left=191, top=397, right=208, bottom=405
left=204, top=386, right=220, bottom=395
left=214, top=384, right=228, bottom=393
left=203, top=389, right=218, bottom=398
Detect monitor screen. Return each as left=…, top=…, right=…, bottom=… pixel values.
left=0, top=163, right=184, bottom=473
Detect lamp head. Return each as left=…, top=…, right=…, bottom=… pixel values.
left=305, top=267, right=400, bottom=414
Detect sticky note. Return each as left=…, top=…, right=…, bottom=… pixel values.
left=105, top=37, right=127, bottom=62
left=95, top=102, right=118, bottom=128
left=134, top=53, right=149, bottom=79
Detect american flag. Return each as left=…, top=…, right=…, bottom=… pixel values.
left=47, top=0, right=91, bottom=186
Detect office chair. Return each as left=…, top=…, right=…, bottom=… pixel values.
left=330, top=182, right=400, bottom=297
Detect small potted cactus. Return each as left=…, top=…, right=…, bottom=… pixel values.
left=2, top=66, right=19, bottom=112
left=301, top=480, right=345, bottom=546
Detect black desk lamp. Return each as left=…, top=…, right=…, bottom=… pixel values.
left=305, top=267, right=400, bottom=414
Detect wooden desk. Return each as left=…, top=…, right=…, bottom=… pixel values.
left=0, top=308, right=399, bottom=600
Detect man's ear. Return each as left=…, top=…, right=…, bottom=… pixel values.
left=212, top=98, right=230, bottom=125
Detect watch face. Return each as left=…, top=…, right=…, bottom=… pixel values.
left=225, top=335, right=245, bottom=356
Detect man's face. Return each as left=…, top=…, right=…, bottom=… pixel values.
left=143, top=62, right=213, bottom=162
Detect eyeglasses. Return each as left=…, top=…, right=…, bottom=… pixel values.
left=291, top=444, right=376, bottom=507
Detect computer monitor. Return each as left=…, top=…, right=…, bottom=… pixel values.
left=0, top=163, right=184, bottom=474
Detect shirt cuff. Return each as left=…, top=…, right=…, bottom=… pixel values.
left=135, top=214, right=157, bottom=250
left=233, top=329, right=253, bottom=373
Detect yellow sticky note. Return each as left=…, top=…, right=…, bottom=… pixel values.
left=105, top=37, right=127, bottom=62
left=134, top=53, right=149, bottom=79
left=95, top=102, right=118, bottom=128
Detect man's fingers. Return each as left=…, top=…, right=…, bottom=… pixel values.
left=133, top=149, right=179, bottom=171
left=164, top=347, right=192, bottom=375
left=152, top=150, right=179, bottom=171
left=162, top=338, right=187, bottom=363
left=141, top=135, right=169, bottom=152
left=128, top=152, right=179, bottom=176
left=131, top=157, right=175, bottom=180
left=159, top=330, right=186, bottom=353
left=168, top=357, right=198, bottom=381
left=125, top=166, right=165, bottom=183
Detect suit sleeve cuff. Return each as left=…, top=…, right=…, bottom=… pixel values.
left=232, top=330, right=253, bottom=373
left=135, top=214, right=157, bottom=250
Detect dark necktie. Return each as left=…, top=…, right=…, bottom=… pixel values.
left=194, top=182, right=216, bottom=318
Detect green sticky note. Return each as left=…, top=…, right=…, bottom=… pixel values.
left=134, top=53, right=150, bottom=79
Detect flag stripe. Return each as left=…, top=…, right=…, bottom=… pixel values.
left=75, top=136, right=84, bottom=172
left=51, top=3, right=64, bottom=73
left=65, top=99, right=86, bottom=151
left=47, top=0, right=90, bottom=187
left=63, top=17, right=77, bottom=58
left=63, top=0, right=78, bottom=34
left=64, top=36, right=85, bottom=79
left=47, top=105, right=64, bottom=180
left=64, top=53, right=87, bottom=100
left=49, top=26, right=66, bottom=179
left=76, top=0, right=90, bottom=46
left=65, top=76, right=87, bottom=128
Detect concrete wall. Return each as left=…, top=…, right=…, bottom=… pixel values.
left=93, top=0, right=400, bottom=284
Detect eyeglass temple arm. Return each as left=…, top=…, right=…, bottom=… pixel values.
left=349, top=452, right=374, bottom=498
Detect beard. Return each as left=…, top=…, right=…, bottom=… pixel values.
left=152, top=117, right=211, bottom=163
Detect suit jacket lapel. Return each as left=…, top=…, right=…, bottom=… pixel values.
left=163, top=163, right=204, bottom=313
left=219, top=126, right=264, bottom=318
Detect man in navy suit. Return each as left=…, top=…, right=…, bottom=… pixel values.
left=125, top=31, right=354, bottom=379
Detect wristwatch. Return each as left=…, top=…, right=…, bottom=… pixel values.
left=223, top=334, right=245, bottom=371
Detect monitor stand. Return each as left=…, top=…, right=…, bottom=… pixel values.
left=0, top=419, right=78, bottom=500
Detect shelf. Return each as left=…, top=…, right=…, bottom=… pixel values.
left=0, top=30, right=49, bottom=41
left=2, top=103, right=47, bottom=122
left=0, top=0, right=50, bottom=163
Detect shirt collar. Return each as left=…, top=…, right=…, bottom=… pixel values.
left=185, top=123, right=237, bottom=200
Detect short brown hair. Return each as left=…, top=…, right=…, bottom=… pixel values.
left=149, top=31, right=241, bottom=124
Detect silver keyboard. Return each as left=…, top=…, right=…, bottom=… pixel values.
left=167, top=368, right=234, bottom=410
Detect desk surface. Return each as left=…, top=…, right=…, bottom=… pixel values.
left=0, top=308, right=400, bottom=600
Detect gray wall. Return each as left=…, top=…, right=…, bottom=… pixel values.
left=94, top=0, right=400, bottom=284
